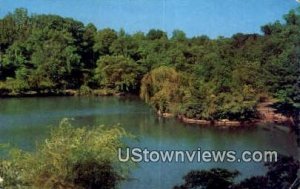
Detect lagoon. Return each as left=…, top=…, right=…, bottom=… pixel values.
left=0, top=96, right=298, bottom=189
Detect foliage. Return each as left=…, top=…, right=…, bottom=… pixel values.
left=140, top=66, right=190, bottom=113
left=174, top=168, right=239, bottom=189
left=0, top=7, right=299, bottom=120
left=95, top=55, right=142, bottom=93
left=174, top=155, right=299, bottom=189
left=236, top=155, right=300, bottom=189
left=0, top=77, right=29, bottom=95
left=93, top=28, right=117, bottom=56
left=146, top=29, right=167, bottom=40
left=0, top=119, right=131, bottom=189
left=79, top=85, right=92, bottom=96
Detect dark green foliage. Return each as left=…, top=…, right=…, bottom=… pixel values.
left=93, top=28, right=117, bottom=56
left=235, top=176, right=269, bottom=189
left=263, top=155, right=300, bottom=189
left=0, top=7, right=299, bottom=120
left=175, top=155, right=299, bottom=189
left=235, top=155, right=300, bottom=189
left=174, top=168, right=239, bottom=189
left=73, top=160, right=122, bottom=189
left=146, top=29, right=167, bottom=40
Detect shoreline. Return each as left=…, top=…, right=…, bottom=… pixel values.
left=0, top=89, right=131, bottom=98
left=157, top=107, right=295, bottom=128
left=158, top=111, right=257, bottom=127
left=1, top=92, right=295, bottom=129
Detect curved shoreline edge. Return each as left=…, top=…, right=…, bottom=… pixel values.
left=158, top=112, right=256, bottom=127
left=0, top=90, right=295, bottom=128
left=157, top=111, right=295, bottom=128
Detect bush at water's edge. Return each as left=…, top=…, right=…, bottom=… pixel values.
left=0, top=119, right=132, bottom=189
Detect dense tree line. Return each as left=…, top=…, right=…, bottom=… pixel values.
left=0, top=8, right=299, bottom=120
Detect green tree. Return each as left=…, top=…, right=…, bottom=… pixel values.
left=146, top=29, right=168, bottom=40
left=171, top=29, right=187, bottom=41
left=140, top=66, right=189, bottom=113
left=28, top=29, right=81, bottom=89
left=94, top=28, right=118, bottom=56
left=95, top=55, right=142, bottom=93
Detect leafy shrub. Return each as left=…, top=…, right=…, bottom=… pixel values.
left=0, top=119, right=132, bottom=189
left=0, top=78, right=29, bottom=95
left=0, top=82, right=10, bottom=95
left=79, top=85, right=93, bottom=96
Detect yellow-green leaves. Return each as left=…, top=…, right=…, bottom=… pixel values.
left=0, top=119, right=132, bottom=188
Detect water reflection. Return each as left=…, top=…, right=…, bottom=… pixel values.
left=0, top=96, right=298, bottom=188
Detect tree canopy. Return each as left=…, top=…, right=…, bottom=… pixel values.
left=0, top=7, right=299, bottom=120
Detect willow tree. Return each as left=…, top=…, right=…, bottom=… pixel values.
left=140, top=66, right=189, bottom=113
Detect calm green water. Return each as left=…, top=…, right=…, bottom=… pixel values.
left=0, top=96, right=298, bottom=189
